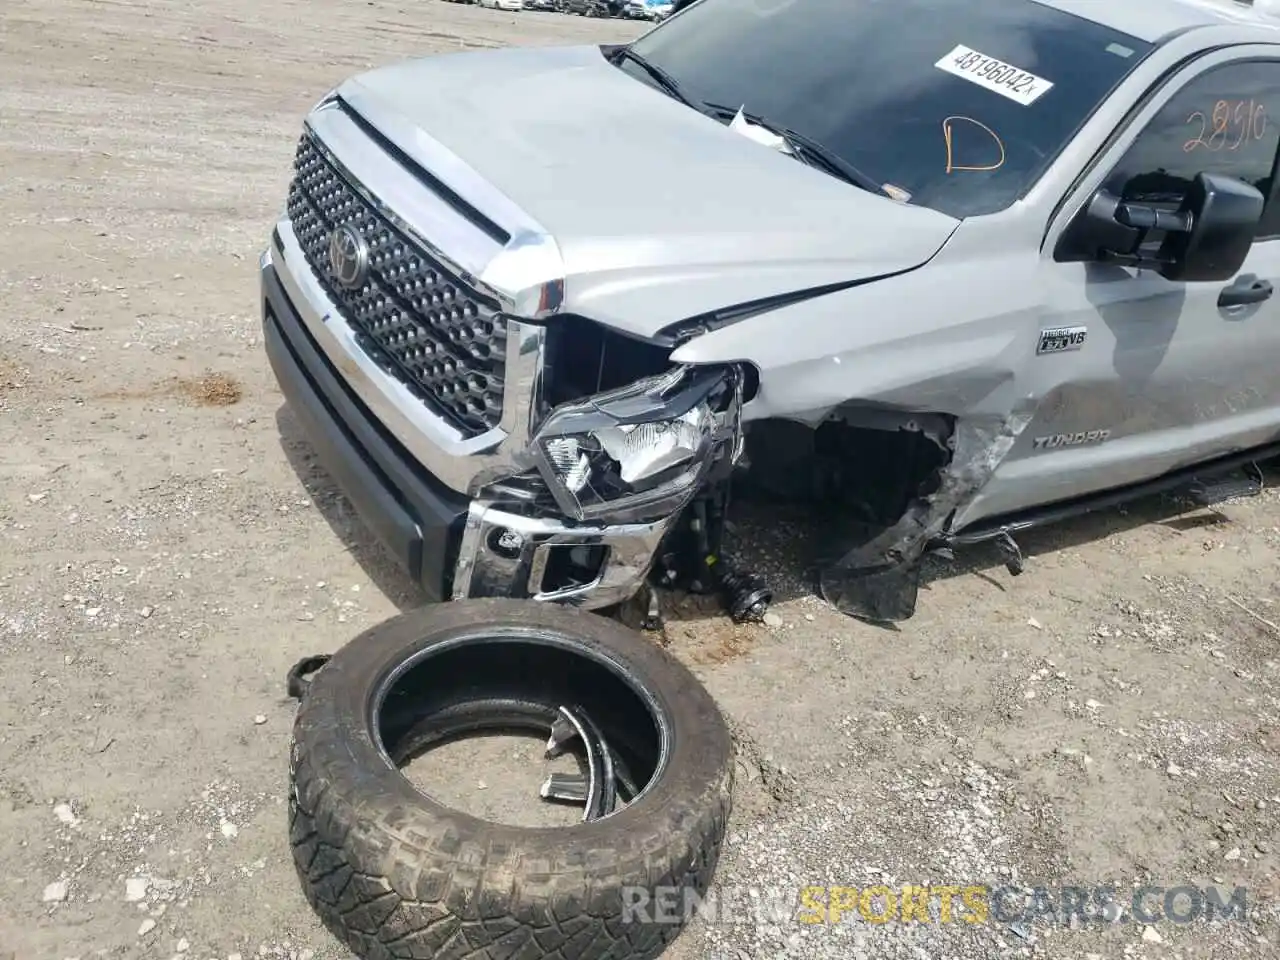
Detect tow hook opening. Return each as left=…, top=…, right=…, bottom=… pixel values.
left=487, top=526, right=525, bottom=559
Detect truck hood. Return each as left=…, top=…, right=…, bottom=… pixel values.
left=337, top=45, right=959, bottom=339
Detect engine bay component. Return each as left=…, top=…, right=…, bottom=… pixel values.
left=654, top=493, right=774, bottom=624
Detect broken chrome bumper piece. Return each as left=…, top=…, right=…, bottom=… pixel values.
left=451, top=505, right=678, bottom=607
left=450, top=364, right=744, bottom=609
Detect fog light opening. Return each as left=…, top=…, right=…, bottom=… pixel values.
left=540, top=544, right=609, bottom=594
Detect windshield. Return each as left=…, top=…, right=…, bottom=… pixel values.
left=623, top=0, right=1154, bottom=218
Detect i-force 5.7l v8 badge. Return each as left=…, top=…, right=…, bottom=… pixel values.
left=1037, top=325, right=1087, bottom=355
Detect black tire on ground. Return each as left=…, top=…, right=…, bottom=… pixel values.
left=288, top=599, right=734, bottom=960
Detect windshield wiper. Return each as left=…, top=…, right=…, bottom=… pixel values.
left=609, top=59, right=887, bottom=197
left=612, top=47, right=698, bottom=109
left=700, top=102, right=887, bottom=196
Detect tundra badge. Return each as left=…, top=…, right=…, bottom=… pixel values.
left=1032, top=429, right=1111, bottom=450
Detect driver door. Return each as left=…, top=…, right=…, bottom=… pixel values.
left=982, top=49, right=1280, bottom=518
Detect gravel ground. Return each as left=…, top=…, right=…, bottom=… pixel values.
left=2, top=2, right=1280, bottom=959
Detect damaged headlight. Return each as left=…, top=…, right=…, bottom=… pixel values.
left=531, top=365, right=742, bottom=523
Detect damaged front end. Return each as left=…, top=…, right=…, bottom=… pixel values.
left=451, top=361, right=746, bottom=610
left=450, top=345, right=1035, bottom=627
left=446, top=310, right=1036, bottom=627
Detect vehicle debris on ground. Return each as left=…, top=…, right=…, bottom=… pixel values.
left=285, top=599, right=733, bottom=960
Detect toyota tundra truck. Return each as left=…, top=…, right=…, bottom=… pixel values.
left=260, top=0, right=1280, bottom=622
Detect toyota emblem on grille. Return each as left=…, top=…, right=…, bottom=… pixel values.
left=328, top=225, right=369, bottom=289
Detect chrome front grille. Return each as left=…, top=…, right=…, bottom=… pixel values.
left=286, top=133, right=506, bottom=437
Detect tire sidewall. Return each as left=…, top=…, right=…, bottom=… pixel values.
left=293, top=600, right=733, bottom=874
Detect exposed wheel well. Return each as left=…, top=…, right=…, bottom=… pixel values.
left=737, top=409, right=954, bottom=529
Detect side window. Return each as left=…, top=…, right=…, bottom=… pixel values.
left=1106, top=60, right=1280, bottom=238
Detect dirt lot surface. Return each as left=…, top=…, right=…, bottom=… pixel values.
left=3, top=1, right=1280, bottom=958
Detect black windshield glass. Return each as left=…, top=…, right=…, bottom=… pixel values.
left=624, top=0, right=1153, bottom=217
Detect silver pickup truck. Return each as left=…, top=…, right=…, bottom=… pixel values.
left=260, top=0, right=1280, bottom=623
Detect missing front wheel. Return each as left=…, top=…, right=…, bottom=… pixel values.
left=651, top=491, right=774, bottom=625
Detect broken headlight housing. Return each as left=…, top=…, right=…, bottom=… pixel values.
left=531, top=365, right=743, bottom=523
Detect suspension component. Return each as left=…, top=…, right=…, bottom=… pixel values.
left=717, top=566, right=772, bottom=623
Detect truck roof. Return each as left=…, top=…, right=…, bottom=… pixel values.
left=1038, top=0, right=1280, bottom=43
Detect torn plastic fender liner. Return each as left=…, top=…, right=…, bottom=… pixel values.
left=819, top=405, right=1035, bottom=622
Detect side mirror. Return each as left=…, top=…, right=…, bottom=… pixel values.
left=1055, top=172, right=1264, bottom=282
